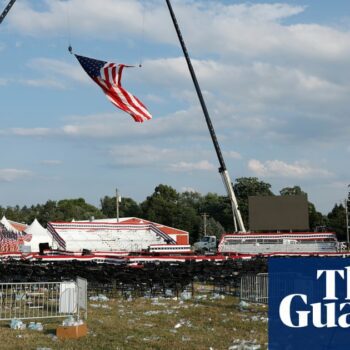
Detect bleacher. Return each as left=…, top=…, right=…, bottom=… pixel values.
left=47, top=221, right=178, bottom=253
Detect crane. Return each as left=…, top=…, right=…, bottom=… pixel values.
left=165, top=0, right=246, bottom=232
left=0, top=0, right=16, bottom=25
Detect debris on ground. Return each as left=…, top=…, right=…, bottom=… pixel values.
left=89, top=294, right=109, bottom=302
left=62, top=315, right=84, bottom=327
left=180, top=291, right=192, bottom=300
left=28, top=322, right=44, bottom=331
left=228, top=340, right=261, bottom=350
left=238, top=300, right=250, bottom=310
left=10, top=319, right=26, bottom=330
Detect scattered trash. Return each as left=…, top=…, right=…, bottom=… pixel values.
left=36, top=348, right=52, bottom=350
left=62, top=315, right=84, bottom=327
left=174, top=319, right=192, bottom=329
left=243, top=343, right=260, bottom=350
left=228, top=340, right=261, bottom=350
left=89, top=294, right=109, bottom=302
left=143, top=336, right=160, bottom=342
left=165, top=289, right=174, bottom=297
left=180, top=291, right=192, bottom=300
left=90, top=303, right=101, bottom=308
left=143, top=323, right=154, bottom=328
left=28, top=322, right=44, bottom=331
left=239, top=300, right=250, bottom=309
left=144, top=310, right=161, bottom=316
left=10, top=319, right=26, bottom=330
left=211, top=293, right=225, bottom=300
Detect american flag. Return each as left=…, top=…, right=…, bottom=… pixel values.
left=75, top=54, right=152, bottom=123
left=0, top=223, right=20, bottom=252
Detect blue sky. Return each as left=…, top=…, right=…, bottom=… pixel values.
left=0, top=0, right=349, bottom=214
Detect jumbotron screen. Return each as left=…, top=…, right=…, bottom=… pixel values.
left=248, top=195, right=309, bottom=231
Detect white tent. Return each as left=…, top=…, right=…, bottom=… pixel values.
left=0, top=215, right=23, bottom=234
left=21, top=218, right=55, bottom=252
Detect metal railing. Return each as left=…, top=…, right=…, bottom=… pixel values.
left=0, top=278, right=87, bottom=321
left=240, top=273, right=268, bottom=304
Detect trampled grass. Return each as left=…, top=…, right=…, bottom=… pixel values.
left=0, top=294, right=268, bottom=350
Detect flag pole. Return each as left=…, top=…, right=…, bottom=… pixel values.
left=165, top=0, right=246, bottom=232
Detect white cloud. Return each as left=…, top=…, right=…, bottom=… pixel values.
left=8, top=0, right=350, bottom=64
left=169, top=160, right=216, bottom=173
left=107, top=143, right=216, bottom=171
left=248, top=159, right=333, bottom=179
left=108, top=145, right=177, bottom=167
left=0, top=169, right=33, bottom=182
left=19, top=78, right=66, bottom=89
left=11, top=128, right=54, bottom=137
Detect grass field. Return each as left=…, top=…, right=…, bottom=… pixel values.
left=0, top=292, right=268, bottom=350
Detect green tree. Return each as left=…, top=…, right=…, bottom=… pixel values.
left=198, top=193, right=233, bottom=231
left=141, top=184, right=180, bottom=227
left=56, top=198, right=103, bottom=222
left=176, top=193, right=201, bottom=243
left=279, top=186, right=306, bottom=196
left=100, top=196, right=141, bottom=218
left=327, top=204, right=346, bottom=240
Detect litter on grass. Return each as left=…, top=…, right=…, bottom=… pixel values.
left=28, top=322, right=44, bottom=331
left=10, top=319, right=26, bottom=330
left=89, top=294, right=109, bottom=302
left=62, top=316, right=84, bottom=327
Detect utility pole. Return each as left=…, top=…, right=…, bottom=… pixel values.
left=116, top=188, right=120, bottom=223
left=201, top=213, right=208, bottom=236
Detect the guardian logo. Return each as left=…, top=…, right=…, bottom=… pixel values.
left=279, top=267, right=350, bottom=328
left=269, top=258, right=350, bottom=350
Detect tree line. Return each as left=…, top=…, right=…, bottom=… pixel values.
left=0, top=177, right=347, bottom=242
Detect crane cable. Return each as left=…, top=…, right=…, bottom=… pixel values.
left=65, top=1, right=146, bottom=67
left=138, top=3, right=145, bottom=68
left=65, top=0, right=73, bottom=54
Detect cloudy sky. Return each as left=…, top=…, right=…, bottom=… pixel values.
left=0, top=0, right=349, bottom=214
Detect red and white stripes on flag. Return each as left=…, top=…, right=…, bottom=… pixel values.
left=75, top=54, right=152, bottom=123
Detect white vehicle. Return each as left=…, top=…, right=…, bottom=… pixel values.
left=193, top=236, right=217, bottom=253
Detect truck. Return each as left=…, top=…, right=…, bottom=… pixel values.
left=193, top=236, right=217, bottom=254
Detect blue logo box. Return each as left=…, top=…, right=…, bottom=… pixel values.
left=269, top=258, right=350, bottom=350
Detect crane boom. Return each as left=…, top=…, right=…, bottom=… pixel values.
left=0, top=0, right=16, bottom=25
left=165, top=0, right=246, bottom=232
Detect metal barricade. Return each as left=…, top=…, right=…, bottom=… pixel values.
left=0, top=277, right=87, bottom=321
left=240, top=273, right=268, bottom=304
